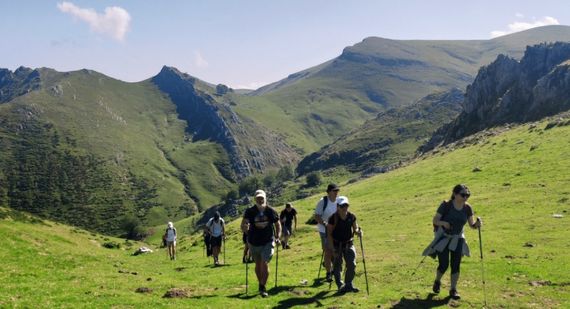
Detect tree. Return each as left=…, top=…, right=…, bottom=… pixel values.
left=277, top=165, right=295, bottom=182
left=306, top=172, right=322, bottom=187
left=238, top=175, right=261, bottom=196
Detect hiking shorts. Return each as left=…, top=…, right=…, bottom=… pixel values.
left=319, top=232, right=328, bottom=250
left=249, top=241, right=274, bottom=263
left=211, top=236, right=222, bottom=247
left=242, top=233, right=248, bottom=244
left=166, top=240, right=176, bottom=247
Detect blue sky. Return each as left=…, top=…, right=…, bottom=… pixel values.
left=1, top=1, right=569, bottom=89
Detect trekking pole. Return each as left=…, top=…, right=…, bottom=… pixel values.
left=329, top=243, right=339, bottom=291
left=275, top=240, right=279, bottom=288
left=477, top=218, right=488, bottom=308
left=410, top=255, right=428, bottom=277
left=223, top=236, right=226, bottom=265
left=245, top=254, right=249, bottom=295
left=358, top=228, right=370, bottom=296
left=317, top=249, right=324, bottom=279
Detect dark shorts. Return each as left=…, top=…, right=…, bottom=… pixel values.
left=283, top=225, right=293, bottom=236
left=242, top=233, right=248, bottom=244
left=211, top=236, right=222, bottom=247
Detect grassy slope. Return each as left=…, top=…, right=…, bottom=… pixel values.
left=1, top=117, right=569, bottom=308
left=2, top=70, right=233, bottom=220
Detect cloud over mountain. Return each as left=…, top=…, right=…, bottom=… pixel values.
left=491, top=16, right=559, bottom=38
left=57, top=1, right=131, bottom=41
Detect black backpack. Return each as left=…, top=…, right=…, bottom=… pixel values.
left=306, top=196, right=330, bottom=225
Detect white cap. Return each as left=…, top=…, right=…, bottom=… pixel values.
left=254, top=189, right=266, bottom=199
left=337, top=196, right=349, bottom=206
left=167, top=222, right=173, bottom=228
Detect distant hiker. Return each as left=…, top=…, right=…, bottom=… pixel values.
left=164, top=222, right=177, bottom=260
left=240, top=189, right=281, bottom=297
left=279, top=203, right=297, bottom=249
left=314, top=183, right=340, bottom=282
left=327, top=196, right=362, bottom=293
left=423, top=184, right=482, bottom=300
left=205, top=211, right=226, bottom=266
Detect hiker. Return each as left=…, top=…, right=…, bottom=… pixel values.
left=205, top=211, right=226, bottom=266
left=423, top=184, right=482, bottom=300
left=164, top=222, right=177, bottom=260
left=314, top=183, right=340, bottom=282
left=279, top=202, right=297, bottom=249
left=240, top=189, right=281, bottom=297
left=327, top=196, right=362, bottom=293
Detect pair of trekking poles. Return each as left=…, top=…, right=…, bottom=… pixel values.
left=317, top=228, right=369, bottom=295
left=203, top=234, right=226, bottom=265
left=411, top=218, right=487, bottom=307
left=245, top=239, right=280, bottom=295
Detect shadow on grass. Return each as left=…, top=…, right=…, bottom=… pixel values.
left=227, top=292, right=258, bottom=300
left=271, top=289, right=332, bottom=309
left=390, top=293, right=451, bottom=308
left=311, top=278, right=327, bottom=287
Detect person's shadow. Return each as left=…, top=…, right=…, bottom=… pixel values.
left=390, top=293, right=451, bottom=308
left=273, top=290, right=330, bottom=309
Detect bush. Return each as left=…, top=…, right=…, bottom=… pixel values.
left=306, top=172, right=322, bottom=187
left=102, top=241, right=121, bottom=249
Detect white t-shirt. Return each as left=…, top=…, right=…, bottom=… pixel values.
left=314, top=197, right=338, bottom=233
left=206, top=218, right=225, bottom=237
left=166, top=227, right=176, bottom=242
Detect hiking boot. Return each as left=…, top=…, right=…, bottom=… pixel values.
left=259, top=284, right=268, bottom=297
left=432, top=280, right=441, bottom=293
left=325, top=272, right=333, bottom=283
left=449, top=289, right=461, bottom=300
left=285, top=244, right=291, bottom=249
left=346, top=284, right=359, bottom=293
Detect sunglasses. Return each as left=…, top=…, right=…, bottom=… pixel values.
left=459, top=193, right=470, bottom=198
left=338, top=203, right=349, bottom=208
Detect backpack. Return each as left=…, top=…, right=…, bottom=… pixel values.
left=306, top=196, right=330, bottom=225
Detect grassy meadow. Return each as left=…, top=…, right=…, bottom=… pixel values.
left=1, top=116, right=569, bottom=308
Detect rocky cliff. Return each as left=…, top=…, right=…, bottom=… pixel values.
left=422, top=42, right=570, bottom=151
left=152, top=67, right=300, bottom=178
left=0, top=67, right=42, bottom=103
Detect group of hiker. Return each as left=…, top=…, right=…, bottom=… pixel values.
left=163, top=183, right=483, bottom=301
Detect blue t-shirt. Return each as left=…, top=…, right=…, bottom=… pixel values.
left=437, top=202, right=473, bottom=235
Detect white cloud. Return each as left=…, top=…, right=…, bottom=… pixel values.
left=515, top=12, right=525, bottom=18
left=491, top=16, right=560, bottom=38
left=57, top=1, right=131, bottom=42
left=194, top=51, right=209, bottom=68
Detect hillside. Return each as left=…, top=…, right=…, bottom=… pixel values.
left=2, top=114, right=569, bottom=308
left=297, top=88, right=463, bottom=175
left=236, top=25, right=570, bottom=154
left=0, top=68, right=234, bottom=233
left=423, top=41, right=570, bottom=151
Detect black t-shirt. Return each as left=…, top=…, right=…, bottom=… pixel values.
left=437, top=202, right=473, bottom=235
left=280, top=208, right=297, bottom=227
left=328, top=212, right=357, bottom=243
left=244, top=205, right=279, bottom=246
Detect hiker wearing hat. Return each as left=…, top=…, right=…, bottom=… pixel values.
left=279, top=203, right=297, bottom=249
left=422, top=184, right=482, bottom=300
left=164, top=222, right=177, bottom=260
left=240, top=189, right=281, bottom=297
left=205, top=211, right=226, bottom=266
left=327, top=196, right=362, bottom=293
left=314, top=183, right=340, bottom=282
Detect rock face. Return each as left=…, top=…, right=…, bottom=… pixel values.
left=0, top=67, right=42, bottom=103
left=152, top=67, right=300, bottom=178
left=422, top=42, right=570, bottom=151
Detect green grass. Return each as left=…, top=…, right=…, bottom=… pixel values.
left=1, top=115, right=569, bottom=308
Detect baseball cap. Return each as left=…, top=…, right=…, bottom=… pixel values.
left=254, top=189, right=266, bottom=199
left=337, top=196, right=349, bottom=206
left=327, top=183, right=340, bottom=192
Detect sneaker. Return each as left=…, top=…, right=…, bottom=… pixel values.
left=325, top=272, right=333, bottom=283
left=449, top=289, right=461, bottom=300
left=348, top=285, right=360, bottom=293
left=259, top=285, right=268, bottom=297
left=260, top=291, right=269, bottom=297
left=432, top=280, right=441, bottom=294
left=285, top=244, right=291, bottom=249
